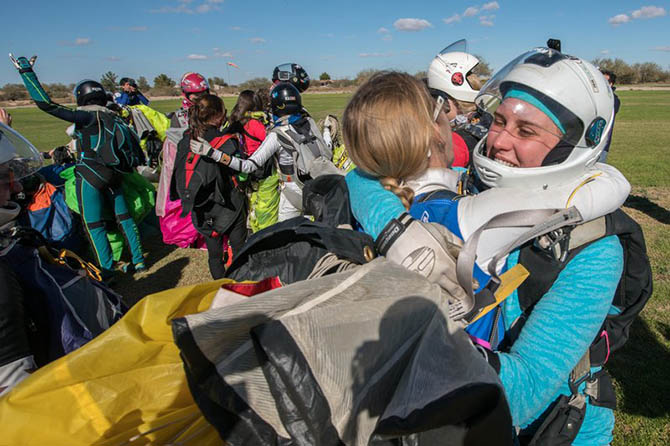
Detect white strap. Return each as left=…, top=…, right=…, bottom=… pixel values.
left=456, top=207, right=584, bottom=302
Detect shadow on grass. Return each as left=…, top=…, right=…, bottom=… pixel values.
left=608, top=318, right=670, bottom=418
left=624, top=195, right=670, bottom=225
left=114, top=236, right=190, bottom=307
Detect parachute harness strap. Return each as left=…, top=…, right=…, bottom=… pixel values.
left=455, top=207, right=584, bottom=322
left=307, top=253, right=358, bottom=279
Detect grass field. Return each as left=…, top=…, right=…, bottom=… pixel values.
left=6, top=91, right=670, bottom=445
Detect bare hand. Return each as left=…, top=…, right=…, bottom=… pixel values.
left=0, top=108, right=12, bottom=127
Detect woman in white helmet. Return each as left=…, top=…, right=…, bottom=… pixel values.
left=427, top=40, right=485, bottom=167
left=344, top=48, right=636, bottom=444
left=0, top=119, right=43, bottom=394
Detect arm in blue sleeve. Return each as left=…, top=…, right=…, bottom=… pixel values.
left=344, top=168, right=406, bottom=239
left=498, top=236, right=624, bottom=427
left=116, top=92, right=130, bottom=106
left=138, top=92, right=149, bottom=105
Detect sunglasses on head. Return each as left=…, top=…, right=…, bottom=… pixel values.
left=431, top=93, right=452, bottom=122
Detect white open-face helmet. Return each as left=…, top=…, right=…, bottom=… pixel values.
left=428, top=39, right=481, bottom=103
left=472, top=48, right=614, bottom=190
left=0, top=122, right=42, bottom=179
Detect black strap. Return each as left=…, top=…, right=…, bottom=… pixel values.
left=374, top=213, right=412, bottom=255
left=416, top=189, right=459, bottom=203
left=241, top=127, right=263, bottom=143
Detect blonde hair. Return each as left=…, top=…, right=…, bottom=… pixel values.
left=343, top=71, right=435, bottom=209
left=453, top=72, right=483, bottom=114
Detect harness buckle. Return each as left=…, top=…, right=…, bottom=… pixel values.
left=535, top=226, right=574, bottom=262
left=569, top=369, right=592, bottom=396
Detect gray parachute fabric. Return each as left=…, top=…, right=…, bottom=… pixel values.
left=173, top=258, right=512, bottom=445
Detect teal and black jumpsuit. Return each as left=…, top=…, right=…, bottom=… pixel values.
left=17, top=70, right=144, bottom=273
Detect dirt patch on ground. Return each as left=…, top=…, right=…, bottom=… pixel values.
left=617, top=85, right=670, bottom=91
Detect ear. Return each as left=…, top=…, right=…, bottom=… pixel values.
left=432, top=122, right=446, bottom=148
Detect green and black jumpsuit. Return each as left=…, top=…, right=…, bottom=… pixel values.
left=17, top=69, right=144, bottom=273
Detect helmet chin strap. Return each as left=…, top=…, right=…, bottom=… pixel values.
left=0, top=202, right=20, bottom=227
left=541, top=140, right=575, bottom=167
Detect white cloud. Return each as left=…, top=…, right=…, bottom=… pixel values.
left=129, top=26, right=147, bottom=32
left=382, top=34, right=392, bottom=41
left=463, top=6, right=479, bottom=17
left=359, top=52, right=393, bottom=58
left=608, top=14, right=630, bottom=25
left=74, top=37, right=91, bottom=46
left=106, top=56, right=121, bottom=62
left=600, top=49, right=610, bottom=55
left=214, top=50, right=233, bottom=57
left=250, top=37, right=266, bottom=44
left=151, top=0, right=222, bottom=14
left=652, top=46, right=670, bottom=51
left=479, top=15, right=495, bottom=26
left=187, top=54, right=208, bottom=60
left=151, top=4, right=193, bottom=13
left=230, top=26, right=242, bottom=31
left=443, top=14, right=461, bottom=24
left=377, top=27, right=390, bottom=33
left=631, top=6, right=666, bottom=19
left=393, top=18, right=433, bottom=31
left=482, top=1, right=500, bottom=11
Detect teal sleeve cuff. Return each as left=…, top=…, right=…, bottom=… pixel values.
left=345, top=168, right=406, bottom=240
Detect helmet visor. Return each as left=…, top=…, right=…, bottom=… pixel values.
left=276, top=63, right=294, bottom=81
left=438, top=39, right=468, bottom=56
left=475, top=48, right=589, bottom=148
left=0, top=123, right=43, bottom=182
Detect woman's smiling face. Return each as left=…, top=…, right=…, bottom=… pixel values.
left=485, top=98, right=563, bottom=168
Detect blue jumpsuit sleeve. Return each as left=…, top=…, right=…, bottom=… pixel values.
left=116, top=93, right=130, bottom=106
left=344, top=168, right=406, bottom=240
left=138, top=92, right=149, bottom=105
left=498, top=236, right=624, bottom=427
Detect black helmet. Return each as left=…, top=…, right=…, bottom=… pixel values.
left=270, top=82, right=302, bottom=117
left=272, top=63, right=310, bottom=92
left=119, top=77, right=136, bottom=87
left=73, top=80, right=107, bottom=106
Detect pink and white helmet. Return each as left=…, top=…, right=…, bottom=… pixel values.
left=428, top=39, right=481, bottom=103
left=180, top=72, right=210, bottom=108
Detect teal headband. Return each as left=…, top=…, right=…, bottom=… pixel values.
left=504, top=88, right=566, bottom=134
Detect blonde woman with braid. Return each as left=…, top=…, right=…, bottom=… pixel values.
left=343, top=63, right=634, bottom=444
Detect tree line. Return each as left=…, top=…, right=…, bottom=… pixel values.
left=2, top=57, right=668, bottom=102
left=591, top=58, right=670, bottom=84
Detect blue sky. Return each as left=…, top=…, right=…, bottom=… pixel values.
left=2, top=1, right=669, bottom=87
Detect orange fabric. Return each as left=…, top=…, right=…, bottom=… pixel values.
left=27, top=182, right=57, bottom=212
left=209, top=133, right=235, bottom=150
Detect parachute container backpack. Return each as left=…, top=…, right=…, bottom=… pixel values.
left=174, top=258, right=514, bottom=445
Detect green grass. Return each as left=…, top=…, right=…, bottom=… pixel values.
left=8, top=93, right=352, bottom=152
left=603, top=90, right=670, bottom=446
left=5, top=91, right=670, bottom=445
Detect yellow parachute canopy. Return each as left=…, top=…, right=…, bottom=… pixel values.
left=0, top=280, right=228, bottom=446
